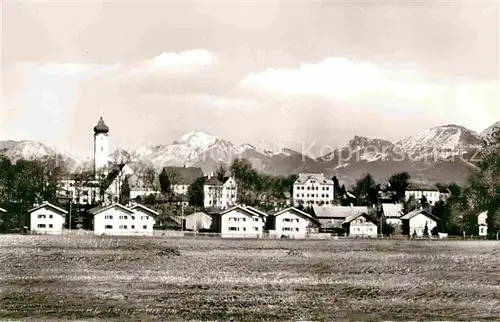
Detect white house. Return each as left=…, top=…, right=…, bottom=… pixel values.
left=405, top=184, right=441, bottom=205
left=90, top=203, right=136, bottom=236
left=28, top=202, right=67, bottom=235
left=203, top=175, right=237, bottom=209
left=380, top=203, right=404, bottom=228
left=312, top=205, right=368, bottom=233
left=184, top=212, right=212, bottom=231
left=477, top=210, right=488, bottom=237
left=343, top=212, right=378, bottom=237
left=401, top=209, right=439, bottom=237
left=293, top=173, right=334, bottom=207
left=57, top=174, right=101, bottom=205
left=129, top=203, right=158, bottom=236
left=268, top=207, right=320, bottom=239
left=214, top=205, right=268, bottom=238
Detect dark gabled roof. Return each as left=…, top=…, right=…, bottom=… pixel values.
left=204, top=176, right=232, bottom=186
left=400, top=209, right=439, bottom=221
left=28, top=202, right=68, bottom=215
left=295, top=173, right=333, bottom=185
left=93, top=117, right=109, bottom=134
left=89, top=203, right=134, bottom=216
left=272, top=207, right=321, bottom=226
left=343, top=212, right=377, bottom=225
left=406, top=183, right=439, bottom=192
left=163, top=166, right=204, bottom=185
left=244, top=206, right=268, bottom=217
left=130, top=204, right=159, bottom=216
left=101, top=164, right=127, bottom=190
left=219, top=205, right=267, bottom=218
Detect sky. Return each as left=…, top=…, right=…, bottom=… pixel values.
left=2, top=0, right=499, bottom=157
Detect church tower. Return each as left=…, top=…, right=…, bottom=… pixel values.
left=93, top=114, right=110, bottom=178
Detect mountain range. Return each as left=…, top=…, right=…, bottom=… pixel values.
left=1, top=122, right=498, bottom=187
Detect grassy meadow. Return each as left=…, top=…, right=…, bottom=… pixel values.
left=0, top=235, right=500, bottom=321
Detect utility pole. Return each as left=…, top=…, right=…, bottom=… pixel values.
left=69, top=199, right=72, bottom=231
left=181, top=202, right=184, bottom=232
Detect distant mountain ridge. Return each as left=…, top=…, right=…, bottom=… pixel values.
left=1, top=122, right=498, bottom=186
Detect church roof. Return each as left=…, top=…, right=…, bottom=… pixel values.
left=93, top=117, right=109, bottom=134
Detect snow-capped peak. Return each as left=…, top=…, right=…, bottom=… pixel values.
left=177, top=131, right=219, bottom=150
left=395, top=124, right=482, bottom=158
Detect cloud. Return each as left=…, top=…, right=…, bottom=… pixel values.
left=238, top=57, right=500, bottom=132
left=122, top=49, right=216, bottom=78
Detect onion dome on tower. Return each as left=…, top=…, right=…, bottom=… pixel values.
left=93, top=117, right=109, bottom=134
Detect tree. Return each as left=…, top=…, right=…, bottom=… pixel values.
left=403, top=195, right=418, bottom=213
left=215, top=163, right=227, bottom=182
left=142, top=166, right=157, bottom=192
left=420, top=195, right=429, bottom=209
left=432, top=200, right=453, bottom=233
left=382, top=222, right=396, bottom=235
left=353, top=174, right=379, bottom=206
left=188, top=176, right=206, bottom=209
left=120, top=177, right=130, bottom=205
left=0, top=157, right=64, bottom=232
left=463, top=126, right=500, bottom=239
left=388, top=172, right=410, bottom=202
left=332, top=176, right=342, bottom=200
left=159, top=168, right=172, bottom=195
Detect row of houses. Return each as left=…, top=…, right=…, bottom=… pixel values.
left=24, top=198, right=486, bottom=239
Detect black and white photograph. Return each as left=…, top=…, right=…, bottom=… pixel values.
left=1, top=0, right=500, bottom=320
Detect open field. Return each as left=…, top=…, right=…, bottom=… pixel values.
left=1, top=236, right=500, bottom=321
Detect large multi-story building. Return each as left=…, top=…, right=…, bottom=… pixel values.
left=203, top=175, right=237, bottom=209
left=293, top=173, right=334, bottom=206
left=405, top=183, right=442, bottom=205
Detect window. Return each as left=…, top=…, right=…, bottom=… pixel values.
left=326, top=187, right=329, bottom=191
left=49, top=215, right=53, bottom=219
left=49, top=224, right=53, bottom=228
left=37, top=224, right=46, bottom=228
left=105, top=215, right=113, bottom=219
left=131, top=216, right=135, bottom=220
left=242, top=227, right=246, bottom=231
left=119, top=215, right=128, bottom=220
left=105, top=225, right=113, bottom=229
left=282, top=227, right=293, bottom=231
left=131, top=225, right=135, bottom=229
left=101, top=146, right=103, bottom=151
left=38, top=215, right=46, bottom=219
left=253, top=218, right=259, bottom=222
left=253, top=227, right=259, bottom=231
left=141, top=216, right=149, bottom=220
left=143, top=225, right=147, bottom=229
left=229, top=227, right=239, bottom=231
left=119, top=225, right=128, bottom=229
